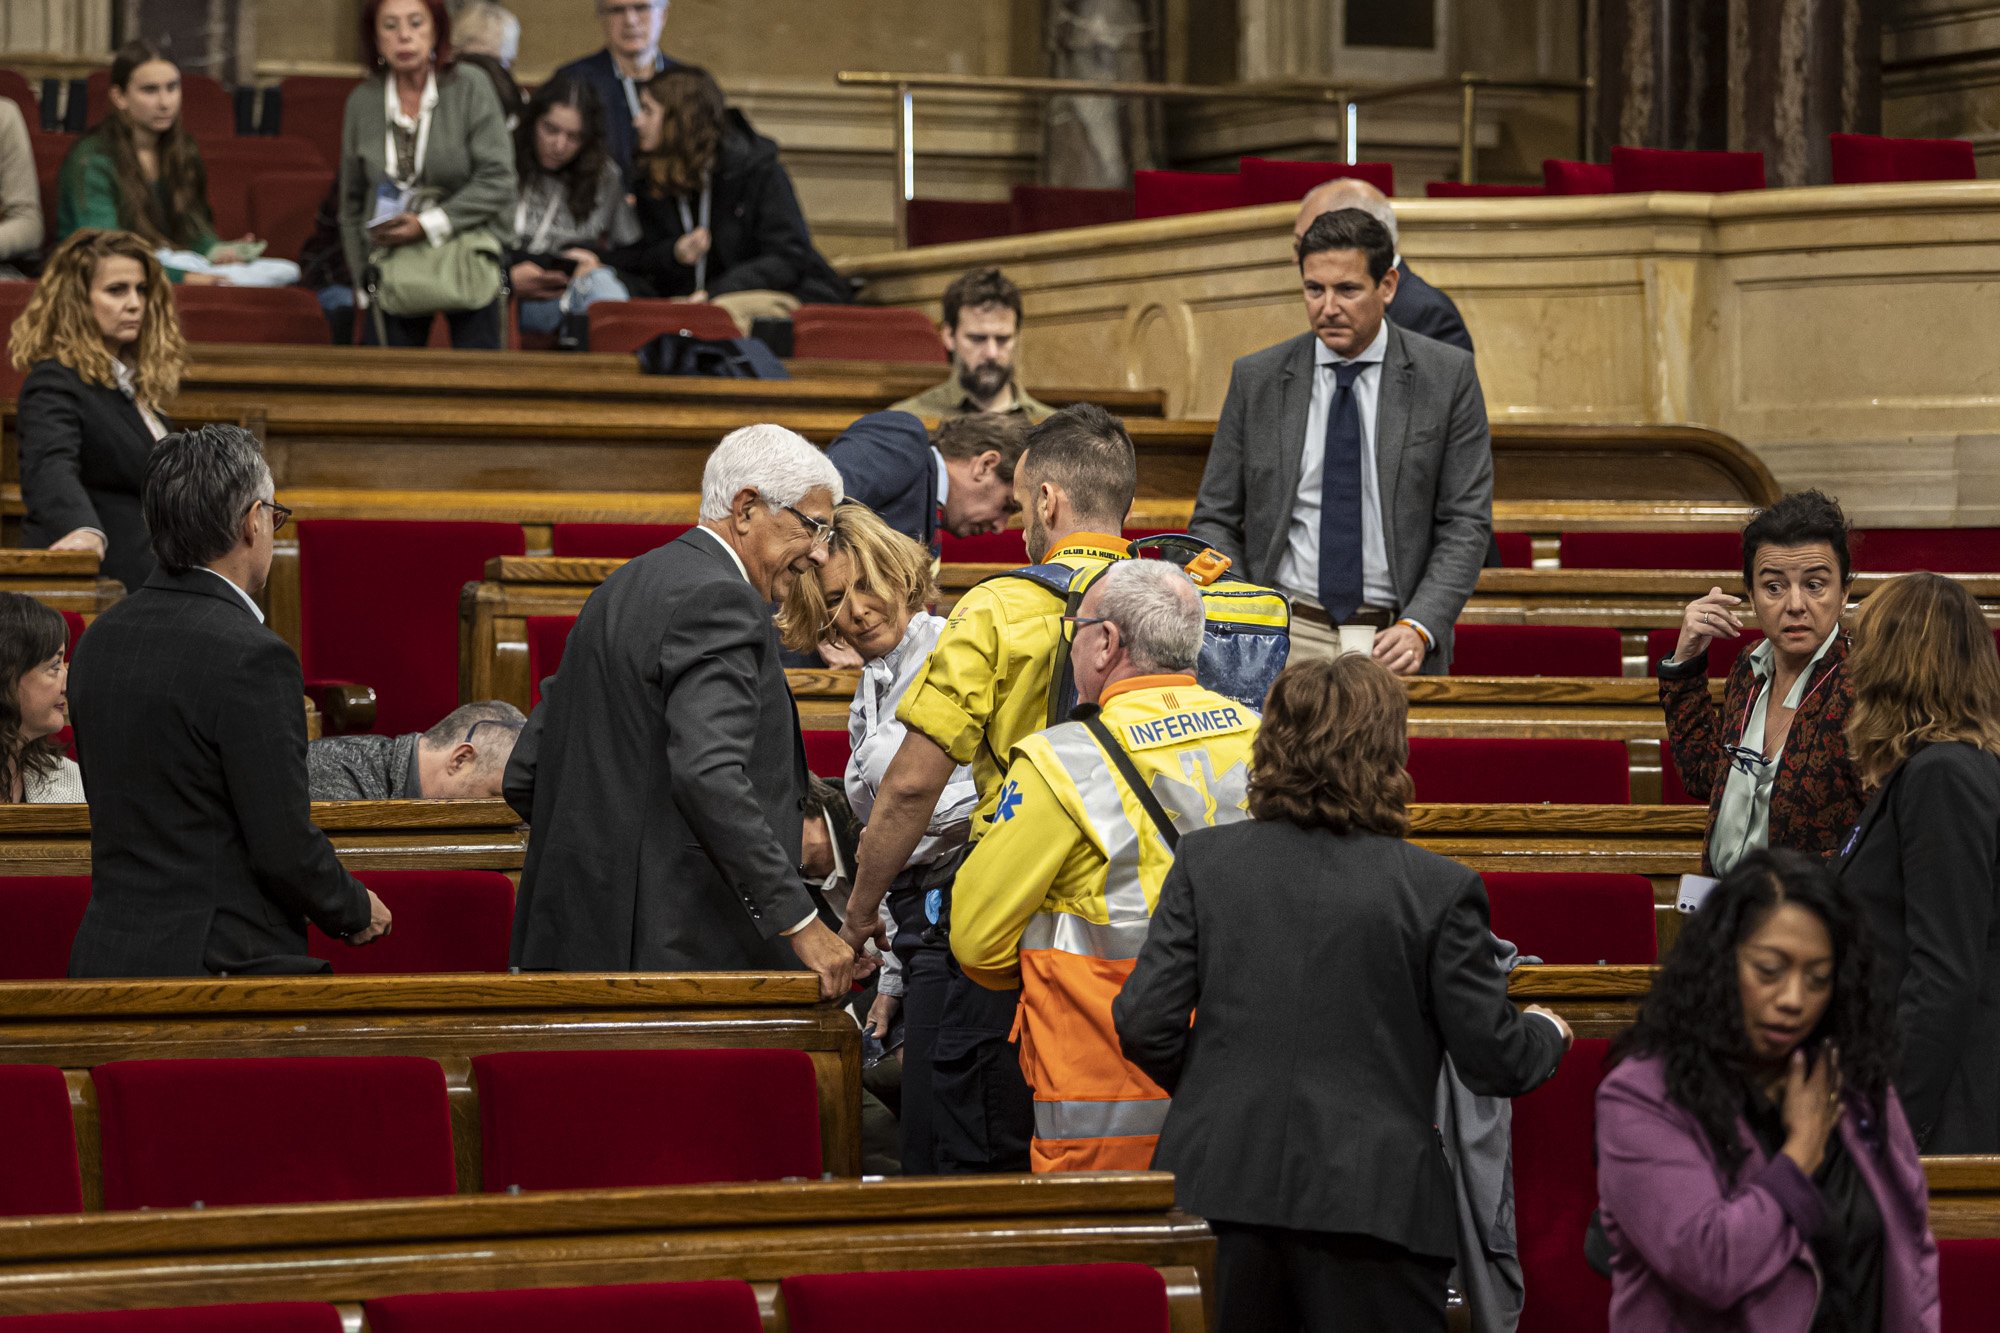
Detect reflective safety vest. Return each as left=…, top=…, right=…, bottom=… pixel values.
left=949, top=675, right=1259, bottom=1172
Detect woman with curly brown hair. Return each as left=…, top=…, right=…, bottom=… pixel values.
left=604, top=62, right=846, bottom=330
left=1839, top=571, right=2000, bottom=1153
left=1114, top=654, right=1572, bottom=1332
left=10, top=229, right=189, bottom=591
left=0, top=594, right=81, bottom=804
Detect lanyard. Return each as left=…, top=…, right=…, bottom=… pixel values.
left=676, top=180, right=711, bottom=291
left=383, top=75, right=435, bottom=189
left=515, top=186, right=565, bottom=254
left=1735, top=651, right=1842, bottom=751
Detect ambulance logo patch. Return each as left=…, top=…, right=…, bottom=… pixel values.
left=993, top=779, right=1024, bottom=823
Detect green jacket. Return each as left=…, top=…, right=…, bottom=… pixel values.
left=56, top=129, right=219, bottom=280
left=338, top=68, right=518, bottom=295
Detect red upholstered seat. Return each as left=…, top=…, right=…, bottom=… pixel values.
left=1494, top=531, right=1533, bottom=567
left=0, top=876, right=91, bottom=980
left=1542, top=159, right=1613, bottom=195
left=1132, top=169, right=1247, bottom=219
left=248, top=169, right=336, bottom=262
left=1009, top=184, right=1135, bottom=234
left=85, top=69, right=237, bottom=140
left=297, top=520, right=526, bottom=736
left=1830, top=132, right=1976, bottom=185
left=1852, top=526, right=2000, bottom=573
left=806, top=730, right=852, bottom=778
left=0, top=69, right=37, bottom=125
left=172, top=284, right=330, bottom=346
left=275, top=76, right=364, bottom=175
left=1449, top=625, right=1623, bottom=678
left=905, top=198, right=1014, bottom=248
left=1407, top=738, right=1631, bottom=804
left=1426, top=181, right=1546, bottom=197
left=1559, top=530, right=1740, bottom=571
left=781, top=1264, right=1170, bottom=1333
left=1483, top=873, right=1657, bottom=964
left=586, top=298, right=741, bottom=352
left=472, top=1048, right=821, bottom=1191
left=198, top=136, right=330, bottom=242
left=92, top=1056, right=456, bottom=1210
left=0, top=277, right=32, bottom=400
left=525, top=615, right=574, bottom=707
left=60, top=611, right=84, bottom=657
left=306, top=871, right=514, bottom=974
left=1940, top=1238, right=2000, bottom=1333
left=1644, top=625, right=1763, bottom=679
left=0, top=1064, right=83, bottom=1215
left=1514, top=1038, right=1613, bottom=1333
left=365, top=1281, right=764, bottom=1333
left=1240, top=156, right=1394, bottom=204
left=1610, top=145, right=1766, bottom=193
left=0, top=1305, right=343, bottom=1331
left=792, top=305, right=945, bottom=363
left=549, top=522, right=690, bottom=558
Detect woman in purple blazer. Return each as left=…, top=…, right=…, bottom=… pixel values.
left=1595, top=848, right=1938, bottom=1332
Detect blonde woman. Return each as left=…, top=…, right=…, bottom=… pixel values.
left=780, top=503, right=975, bottom=1174
left=1839, top=572, right=2000, bottom=1154
left=10, top=229, right=188, bottom=591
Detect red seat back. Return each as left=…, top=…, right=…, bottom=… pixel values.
left=1407, top=738, right=1630, bottom=804
left=0, top=69, right=36, bottom=125
left=85, top=69, right=237, bottom=140
left=1542, top=158, right=1613, bottom=195
left=0, top=1305, right=344, bottom=1331
left=1610, top=145, right=1766, bottom=193
left=1449, top=625, right=1623, bottom=678
left=0, top=1064, right=83, bottom=1215
left=781, top=1265, right=1170, bottom=1333
left=1514, top=1038, right=1613, bottom=1333
left=172, top=284, right=330, bottom=345
left=1643, top=626, right=1762, bottom=679
left=1132, top=169, right=1246, bottom=219
left=805, top=730, right=851, bottom=779
left=276, top=76, right=363, bottom=176
left=92, top=1056, right=457, bottom=1209
left=472, top=1048, right=821, bottom=1191
left=1830, top=132, right=1976, bottom=185
left=525, top=615, right=574, bottom=707
left=297, top=520, right=526, bottom=736
left=1559, top=530, right=1741, bottom=571
left=791, top=305, right=945, bottom=363
left=1494, top=531, right=1533, bottom=567
left=365, top=1281, right=765, bottom=1333
left=1483, top=873, right=1657, bottom=964
left=0, top=875, right=91, bottom=980
left=1009, top=184, right=1134, bottom=234
left=586, top=298, right=741, bottom=351
left=1941, top=1238, right=2000, bottom=1333
left=306, top=870, right=514, bottom=974
left=0, top=276, right=33, bottom=400
left=548, top=522, right=690, bottom=558
left=248, top=170, right=336, bottom=263
left=904, top=198, right=1014, bottom=248
left=1426, top=181, right=1546, bottom=197
left=1852, top=526, right=2000, bottom=573
left=1240, top=156, right=1396, bottom=205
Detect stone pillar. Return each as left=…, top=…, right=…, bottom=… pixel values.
left=1590, top=0, right=1731, bottom=155
left=1044, top=0, right=1163, bottom=188
left=122, top=0, right=252, bottom=83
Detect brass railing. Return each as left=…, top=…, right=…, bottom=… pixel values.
left=835, top=70, right=1592, bottom=246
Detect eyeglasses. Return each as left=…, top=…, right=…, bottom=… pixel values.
left=782, top=504, right=834, bottom=548
left=253, top=499, right=292, bottom=533
left=464, top=718, right=526, bottom=745
left=1723, top=743, right=1773, bottom=778
left=1060, top=613, right=1110, bottom=643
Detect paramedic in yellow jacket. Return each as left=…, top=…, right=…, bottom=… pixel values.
left=951, top=559, right=1260, bottom=1172
left=840, top=402, right=1141, bottom=1173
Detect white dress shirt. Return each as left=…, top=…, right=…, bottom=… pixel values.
left=1275, top=320, right=1397, bottom=613
left=199, top=567, right=265, bottom=623
left=383, top=72, right=454, bottom=247
left=847, top=612, right=977, bottom=867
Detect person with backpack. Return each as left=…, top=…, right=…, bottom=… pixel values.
left=949, top=559, right=1260, bottom=1172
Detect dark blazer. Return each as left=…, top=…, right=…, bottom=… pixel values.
left=506, top=528, right=819, bottom=971
left=1391, top=260, right=1473, bottom=353
left=1113, top=819, right=1565, bottom=1258
left=66, top=569, right=372, bottom=977
left=1840, top=740, right=2000, bottom=1154
left=1188, top=322, right=1493, bottom=671
left=551, top=48, right=676, bottom=175
left=17, top=359, right=168, bottom=592
left=826, top=410, right=938, bottom=551
left=1661, top=632, right=1861, bottom=874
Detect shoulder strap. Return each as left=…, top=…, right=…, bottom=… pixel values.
left=1074, top=704, right=1180, bottom=851
left=978, top=563, right=1093, bottom=728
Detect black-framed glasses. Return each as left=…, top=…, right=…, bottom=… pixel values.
left=782, top=504, right=834, bottom=548
left=465, top=718, right=526, bottom=746
left=1061, top=613, right=1110, bottom=643
left=1723, top=743, right=1772, bottom=778
left=253, top=499, right=292, bottom=533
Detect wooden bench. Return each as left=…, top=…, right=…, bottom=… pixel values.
left=0, top=1173, right=1208, bottom=1320
left=0, top=801, right=525, bottom=877
left=0, top=548, right=122, bottom=617
left=0, top=972, right=861, bottom=1192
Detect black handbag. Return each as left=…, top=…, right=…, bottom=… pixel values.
left=635, top=331, right=790, bottom=379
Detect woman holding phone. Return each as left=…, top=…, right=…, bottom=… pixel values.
left=508, top=74, right=636, bottom=344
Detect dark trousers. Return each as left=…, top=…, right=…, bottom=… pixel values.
left=1211, top=1222, right=1452, bottom=1333
left=891, top=887, right=947, bottom=1176
left=363, top=299, right=504, bottom=349
left=931, top=953, right=1033, bottom=1174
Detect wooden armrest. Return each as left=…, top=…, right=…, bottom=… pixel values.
left=304, top=681, right=377, bottom=735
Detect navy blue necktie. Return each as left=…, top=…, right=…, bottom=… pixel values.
left=1317, top=360, right=1368, bottom=623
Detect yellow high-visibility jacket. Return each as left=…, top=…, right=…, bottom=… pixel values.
left=950, top=674, right=1259, bottom=1171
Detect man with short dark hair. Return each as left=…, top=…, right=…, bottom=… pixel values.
left=67, top=424, right=391, bottom=977
left=890, top=266, right=1053, bottom=422
left=825, top=410, right=1030, bottom=552
left=307, top=700, right=527, bottom=801
left=1295, top=176, right=1472, bottom=353
left=552, top=0, right=676, bottom=172
left=1191, top=208, right=1492, bottom=676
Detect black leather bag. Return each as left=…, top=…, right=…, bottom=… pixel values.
left=635, top=331, right=790, bottom=379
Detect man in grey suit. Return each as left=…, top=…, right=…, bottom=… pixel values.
left=1190, top=208, right=1492, bottom=675
left=505, top=423, right=860, bottom=997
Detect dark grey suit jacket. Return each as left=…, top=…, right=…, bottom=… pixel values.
left=1113, top=819, right=1564, bottom=1258
left=506, top=528, right=818, bottom=971
left=1188, top=322, right=1493, bottom=671
left=825, top=410, right=939, bottom=550
left=1391, top=261, right=1473, bottom=354
left=1839, top=740, right=2000, bottom=1153
left=18, top=359, right=169, bottom=592
left=67, top=569, right=371, bottom=976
